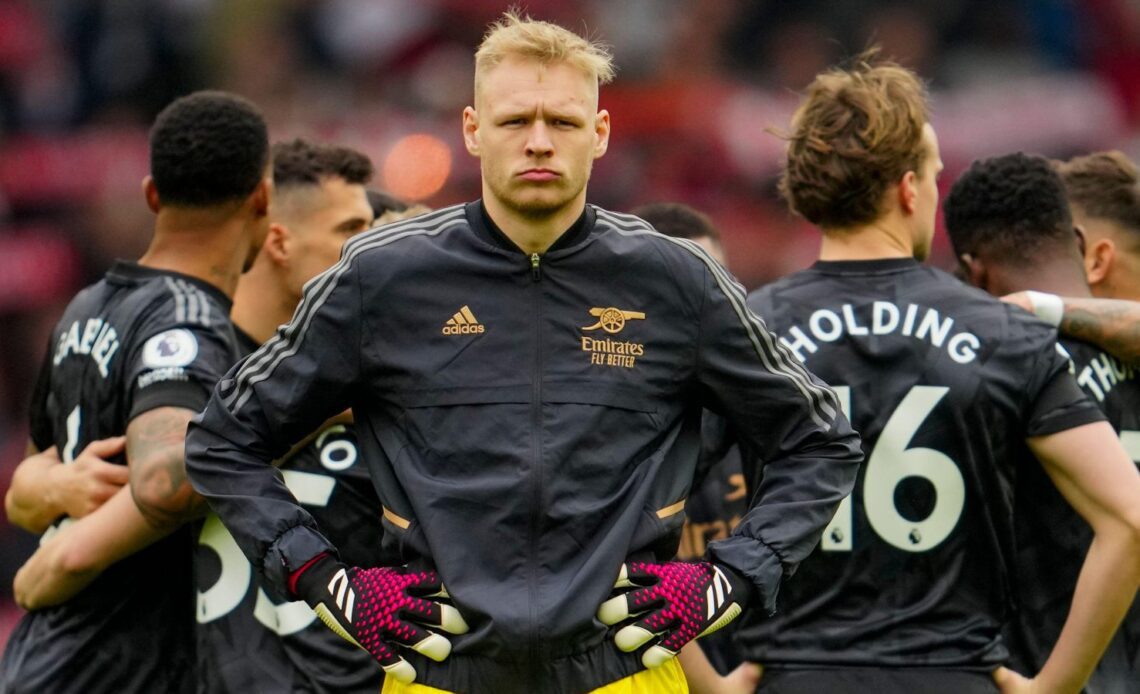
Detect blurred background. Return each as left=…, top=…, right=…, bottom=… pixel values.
left=2, top=0, right=1140, bottom=648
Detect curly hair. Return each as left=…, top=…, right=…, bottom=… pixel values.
left=1054, top=151, right=1140, bottom=235
left=149, top=91, right=269, bottom=207
left=779, top=52, right=929, bottom=229
left=272, top=138, right=373, bottom=189
left=943, top=152, right=1072, bottom=264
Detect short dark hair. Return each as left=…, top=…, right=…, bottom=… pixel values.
left=944, top=152, right=1073, bottom=264
left=631, top=202, right=721, bottom=245
left=149, top=91, right=270, bottom=207
left=366, top=190, right=410, bottom=219
left=272, top=138, right=374, bottom=188
left=1055, top=151, right=1140, bottom=235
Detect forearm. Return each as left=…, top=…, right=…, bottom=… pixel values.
left=1057, top=298, right=1140, bottom=364
left=187, top=412, right=334, bottom=599
left=5, top=453, right=64, bottom=534
left=1038, top=527, right=1140, bottom=693
left=708, top=421, right=862, bottom=607
left=678, top=642, right=722, bottom=694
left=14, top=484, right=174, bottom=609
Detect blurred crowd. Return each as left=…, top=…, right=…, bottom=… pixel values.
left=3, top=0, right=1140, bottom=643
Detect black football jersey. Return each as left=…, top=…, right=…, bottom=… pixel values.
left=739, top=258, right=1103, bottom=668
left=1007, top=338, right=1140, bottom=692
left=195, top=331, right=389, bottom=693
left=0, top=262, right=240, bottom=694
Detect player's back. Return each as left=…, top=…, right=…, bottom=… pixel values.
left=2, top=262, right=239, bottom=694
left=1008, top=337, right=1140, bottom=693
left=740, top=258, right=1101, bottom=669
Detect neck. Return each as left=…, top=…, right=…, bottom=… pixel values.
left=991, top=258, right=1092, bottom=298
left=139, top=208, right=254, bottom=298
left=818, top=216, right=914, bottom=261
left=230, top=261, right=295, bottom=344
left=1099, top=255, right=1140, bottom=301
left=482, top=189, right=586, bottom=255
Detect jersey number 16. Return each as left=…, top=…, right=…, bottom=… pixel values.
left=823, top=385, right=965, bottom=553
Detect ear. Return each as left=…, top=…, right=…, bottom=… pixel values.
left=462, top=106, right=480, bottom=156
left=1085, top=237, right=1115, bottom=287
left=143, top=176, right=161, bottom=213
left=263, top=223, right=291, bottom=266
left=251, top=177, right=271, bottom=217
left=898, top=171, right=919, bottom=215
left=958, top=252, right=987, bottom=290
left=594, top=109, right=611, bottom=158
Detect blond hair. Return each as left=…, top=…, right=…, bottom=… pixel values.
left=780, top=51, right=930, bottom=229
left=474, top=10, right=615, bottom=95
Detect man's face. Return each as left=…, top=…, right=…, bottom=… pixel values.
left=912, top=123, right=943, bottom=261
left=281, top=177, right=373, bottom=296
left=464, top=57, right=610, bottom=219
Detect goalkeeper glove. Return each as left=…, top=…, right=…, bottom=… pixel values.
left=597, top=560, right=750, bottom=669
left=290, top=553, right=469, bottom=683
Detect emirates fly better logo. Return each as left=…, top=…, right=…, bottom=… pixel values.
left=581, top=306, right=646, bottom=369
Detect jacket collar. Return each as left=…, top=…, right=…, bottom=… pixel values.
left=465, top=200, right=595, bottom=255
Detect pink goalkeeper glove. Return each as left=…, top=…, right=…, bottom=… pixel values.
left=597, top=560, right=750, bottom=669
left=291, top=554, right=469, bottom=683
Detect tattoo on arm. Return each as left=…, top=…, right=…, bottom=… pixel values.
left=1060, top=299, right=1140, bottom=364
left=127, top=407, right=206, bottom=530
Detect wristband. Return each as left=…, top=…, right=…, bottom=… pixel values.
left=1025, top=291, right=1064, bottom=327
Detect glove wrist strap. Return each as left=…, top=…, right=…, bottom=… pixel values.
left=289, top=551, right=336, bottom=600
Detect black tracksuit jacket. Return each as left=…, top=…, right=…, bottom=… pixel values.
left=185, top=201, right=862, bottom=693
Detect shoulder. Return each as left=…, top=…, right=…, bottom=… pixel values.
left=130, top=277, right=230, bottom=334
left=119, top=278, right=238, bottom=373
left=343, top=204, right=471, bottom=264
left=590, top=207, right=723, bottom=285
left=746, top=270, right=816, bottom=311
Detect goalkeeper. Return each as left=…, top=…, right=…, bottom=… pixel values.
left=185, top=11, right=861, bottom=694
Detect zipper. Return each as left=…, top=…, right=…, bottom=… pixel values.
left=528, top=251, right=543, bottom=672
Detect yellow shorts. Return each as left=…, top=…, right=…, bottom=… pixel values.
left=381, top=657, right=689, bottom=693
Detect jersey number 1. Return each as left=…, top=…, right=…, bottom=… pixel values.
left=823, top=385, right=965, bottom=553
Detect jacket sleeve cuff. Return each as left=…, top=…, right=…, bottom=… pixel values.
left=704, top=536, right=784, bottom=616
left=262, top=524, right=336, bottom=601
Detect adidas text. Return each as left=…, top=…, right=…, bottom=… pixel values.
left=443, top=323, right=485, bottom=335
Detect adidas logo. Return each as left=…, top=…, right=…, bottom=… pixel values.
left=328, top=568, right=356, bottom=622
left=706, top=565, right=733, bottom=620
left=442, top=305, right=485, bottom=335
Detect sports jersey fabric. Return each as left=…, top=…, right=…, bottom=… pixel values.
left=185, top=201, right=862, bottom=693
left=1006, top=337, right=1140, bottom=693
left=738, top=258, right=1103, bottom=669
left=1, top=262, right=240, bottom=694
